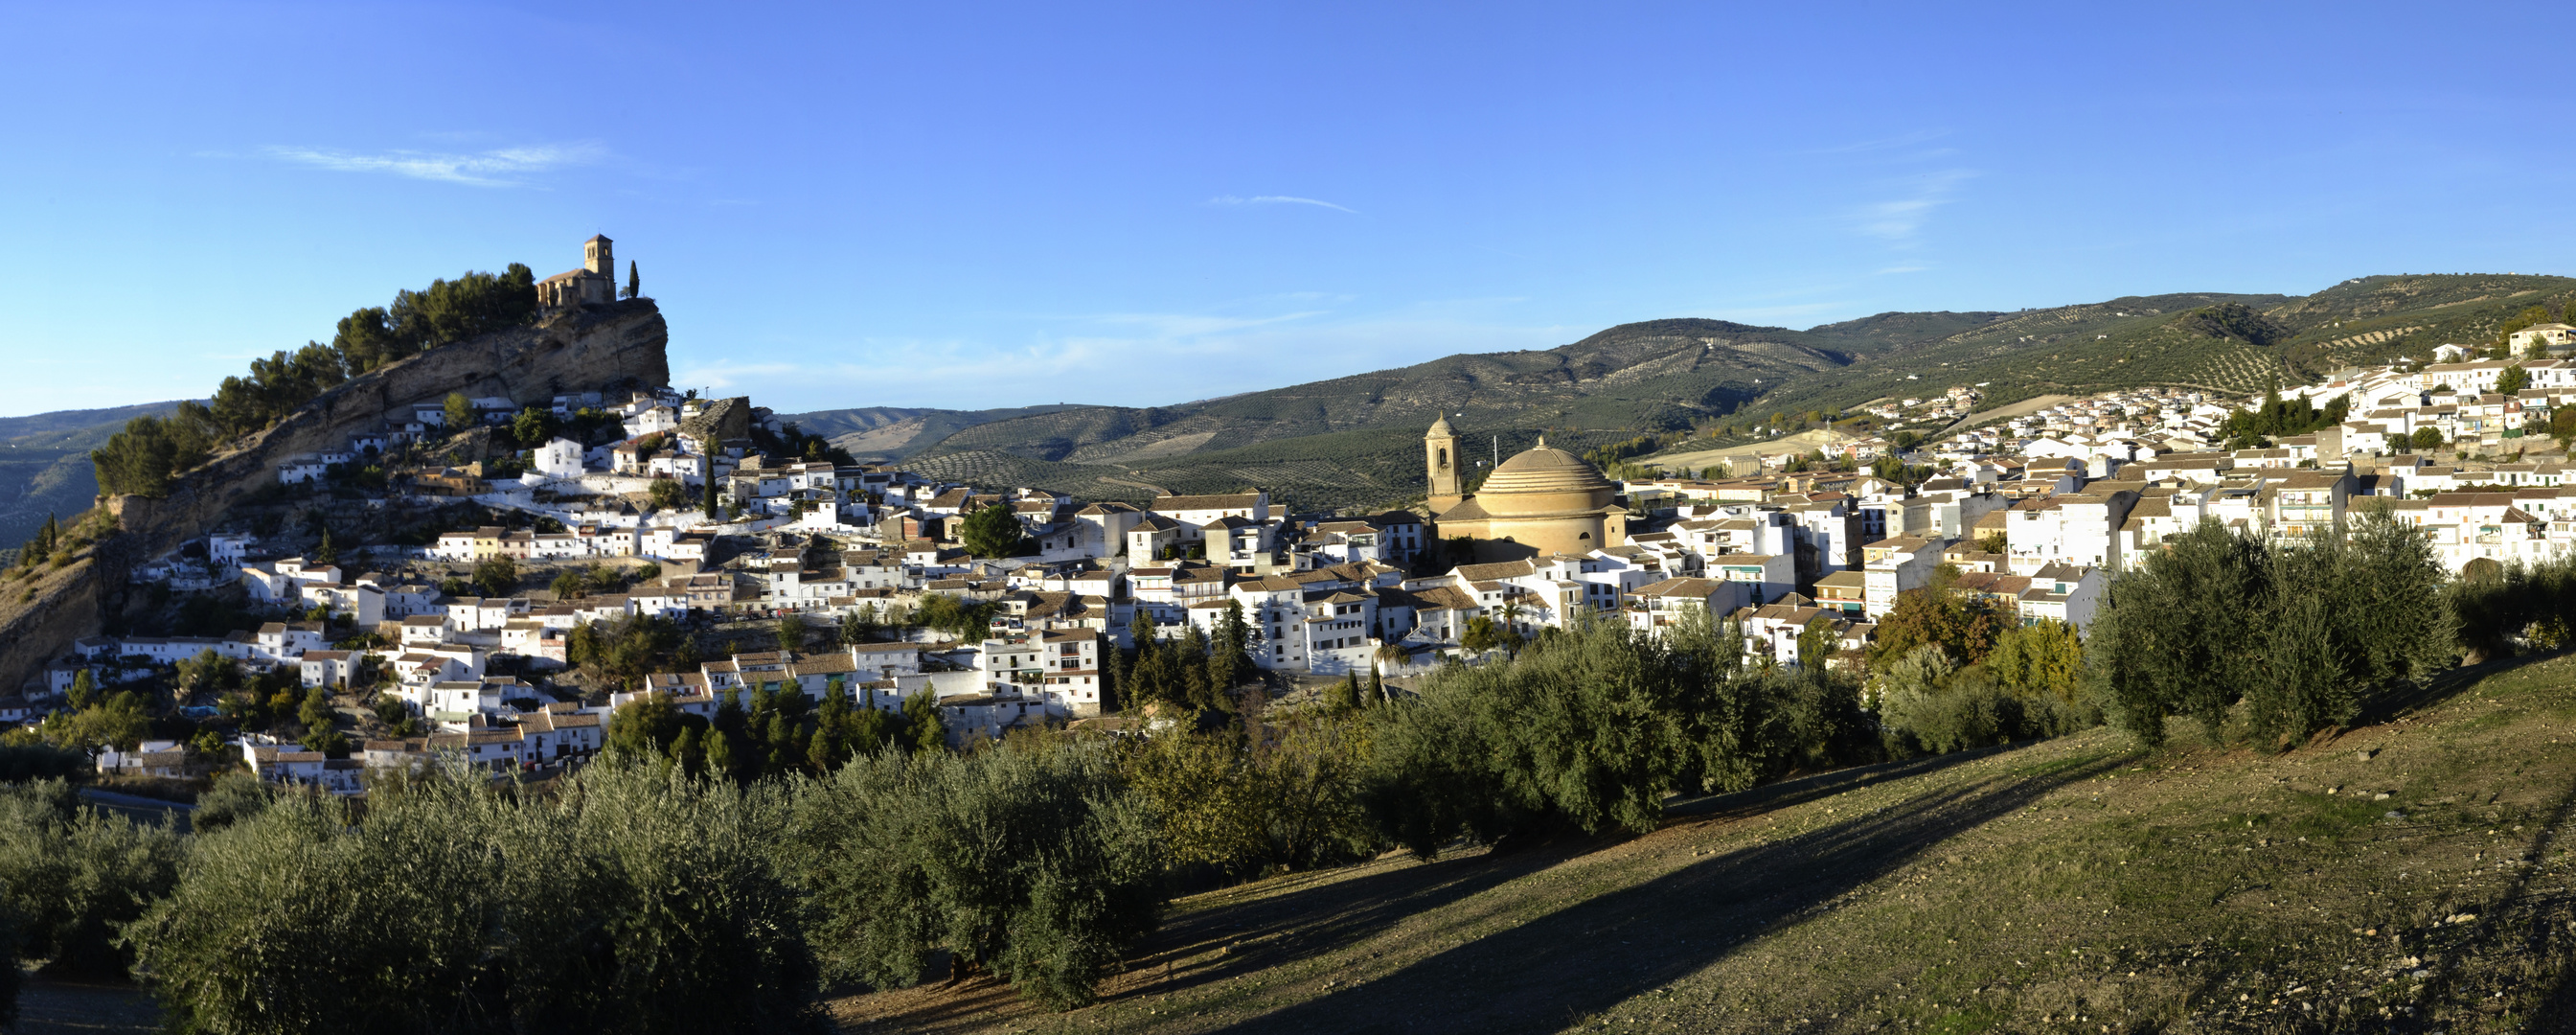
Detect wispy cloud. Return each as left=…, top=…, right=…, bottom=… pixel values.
left=1205, top=194, right=1358, bottom=214
left=1803, top=128, right=1950, bottom=155
left=1848, top=169, right=1977, bottom=245
left=675, top=304, right=1572, bottom=413
left=1876, top=264, right=1929, bottom=275
left=254, top=141, right=607, bottom=187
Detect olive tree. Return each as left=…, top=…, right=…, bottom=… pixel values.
left=785, top=740, right=1163, bottom=1009
left=127, top=761, right=824, bottom=1033
left=0, top=779, right=184, bottom=978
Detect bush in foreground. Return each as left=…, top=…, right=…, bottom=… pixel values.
left=785, top=739, right=1163, bottom=1009
left=127, top=761, right=822, bottom=1034
left=0, top=778, right=184, bottom=979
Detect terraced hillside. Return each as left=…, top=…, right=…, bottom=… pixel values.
left=830, top=653, right=2576, bottom=1035
left=904, top=426, right=1651, bottom=514
left=800, top=275, right=2576, bottom=514
left=923, top=318, right=1857, bottom=470
left=778, top=403, right=1094, bottom=463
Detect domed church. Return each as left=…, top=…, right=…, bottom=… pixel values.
left=1424, top=417, right=1629, bottom=563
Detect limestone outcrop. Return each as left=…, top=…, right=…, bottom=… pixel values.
left=0, top=299, right=671, bottom=693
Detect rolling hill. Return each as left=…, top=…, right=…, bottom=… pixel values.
left=23, top=274, right=2576, bottom=542
left=775, top=404, right=1098, bottom=463
left=0, top=400, right=189, bottom=557
left=834, top=275, right=2576, bottom=514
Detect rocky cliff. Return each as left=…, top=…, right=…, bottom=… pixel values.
left=0, top=299, right=671, bottom=694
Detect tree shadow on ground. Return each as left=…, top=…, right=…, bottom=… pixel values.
left=1108, top=743, right=2016, bottom=1007
left=1189, top=749, right=2130, bottom=1034
left=837, top=745, right=2023, bottom=1033
left=2355, top=647, right=2565, bottom=728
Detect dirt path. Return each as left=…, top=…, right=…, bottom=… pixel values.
left=1931, top=393, right=2075, bottom=437
left=13, top=971, right=161, bottom=1034
left=1644, top=428, right=1862, bottom=476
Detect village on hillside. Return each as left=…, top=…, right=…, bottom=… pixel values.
left=21, top=240, right=2576, bottom=795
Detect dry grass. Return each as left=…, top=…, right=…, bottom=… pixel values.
left=832, top=655, right=2576, bottom=1034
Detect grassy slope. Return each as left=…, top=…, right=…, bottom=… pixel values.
left=832, top=656, right=2576, bottom=1034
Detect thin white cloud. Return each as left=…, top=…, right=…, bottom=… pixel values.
left=678, top=309, right=1571, bottom=413
left=256, top=141, right=607, bottom=187
left=1802, top=128, right=1949, bottom=155
left=1848, top=169, right=1977, bottom=245
left=1206, top=195, right=1358, bottom=214
left=1876, top=264, right=1929, bottom=275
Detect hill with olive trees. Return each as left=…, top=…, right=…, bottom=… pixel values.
left=809, top=275, right=2576, bottom=514
left=0, top=401, right=191, bottom=563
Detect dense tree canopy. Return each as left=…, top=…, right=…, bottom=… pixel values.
left=960, top=503, right=1032, bottom=559
left=128, top=762, right=823, bottom=1034
left=2088, top=513, right=2451, bottom=748
left=1363, top=609, right=1868, bottom=855
left=93, top=265, right=538, bottom=497
left=785, top=740, right=1163, bottom=1009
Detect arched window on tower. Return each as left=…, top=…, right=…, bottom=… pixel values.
left=1437, top=448, right=1448, bottom=468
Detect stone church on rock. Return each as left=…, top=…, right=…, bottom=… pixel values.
left=536, top=235, right=620, bottom=310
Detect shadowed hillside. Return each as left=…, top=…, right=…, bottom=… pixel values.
left=826, top=653, right=2576, bottom=1034
left=0, top=401, right=189, bottom=559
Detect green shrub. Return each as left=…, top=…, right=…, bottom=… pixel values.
left=0, top=779, right=185, bottom=978
left=189, top=770, right=273, bottom=834
left=0, top=743, right=89, bottom=782
left=128, top=762, right=822, bottom=1033
left=2089, top=512, right=2451, bottom=748
left=1361, top=610, right=1872, bottom=857
left=785, top=740, right=1163, bottom=1010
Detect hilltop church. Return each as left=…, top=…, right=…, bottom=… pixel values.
left=1424, top=417, right=1629, bottom=563
left=536, top=235, right=620, bottom=310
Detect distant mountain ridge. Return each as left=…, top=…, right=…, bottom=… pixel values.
left=21, top=273, right=2576, bottom=537
left=0, top=400, right=191, bottom=553
left=794, top=274, right=2576, bottom=512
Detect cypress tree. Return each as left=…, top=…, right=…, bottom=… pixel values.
left=702, top=474, right=718, bottom=520
left=1328, top=672, right=1360, bottom=713
left=626, top=261, right=640, bottom=300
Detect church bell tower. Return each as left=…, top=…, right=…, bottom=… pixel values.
left=1425, top=416, right=1464, bottom=515
left=584, top=235, right=614, bottom=276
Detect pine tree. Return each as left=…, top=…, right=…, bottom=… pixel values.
left=312, top=528, right=336, bottom=567
left=670, top=726, right=703, bottom=777
left=704, top=727, right=735, bottom=778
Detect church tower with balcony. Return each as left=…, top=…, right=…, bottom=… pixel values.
left=1425, top=415, right=1464, bottom=514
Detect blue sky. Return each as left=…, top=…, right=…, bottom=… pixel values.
left=4, top=2, right=2573, bottom=417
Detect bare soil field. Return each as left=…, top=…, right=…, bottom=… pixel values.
left=1934, top=393, right=2078, bottom=436
left=1644, top=428, right=1863, bottom=476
